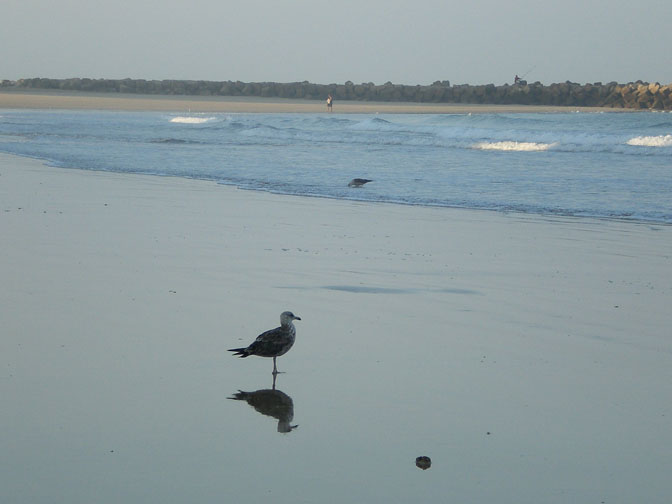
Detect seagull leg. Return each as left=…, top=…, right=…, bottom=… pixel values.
left=272, top=357, right=286, bottom=375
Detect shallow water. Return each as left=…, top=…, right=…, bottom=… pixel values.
left=3, top=201, right=670, bottom=504
left=5, top=280, right=669, bottom=504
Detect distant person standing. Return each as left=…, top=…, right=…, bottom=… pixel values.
left=326, top=94, right=333, bottom=112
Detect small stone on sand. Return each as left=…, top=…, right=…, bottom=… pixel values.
left=416, top=456, right=431, bottom=470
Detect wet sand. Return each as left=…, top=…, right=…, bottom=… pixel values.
left=0, top=89, right=616, bottom=114
left=1, top=152, right=670, bottom=503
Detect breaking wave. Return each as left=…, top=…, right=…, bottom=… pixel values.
left=626, top=134, right=672, bottom=147
left=471, top=141, right=556, bottom=151
left=170, top=116, right=216, bottom=124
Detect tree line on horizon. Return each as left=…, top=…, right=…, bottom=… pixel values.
left=2, top=77, right=671, bottom=110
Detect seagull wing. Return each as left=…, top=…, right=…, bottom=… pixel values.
left=247, top=327, right=289, bottom=356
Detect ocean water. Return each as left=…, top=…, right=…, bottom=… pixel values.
left=1, top=109, right=671, bottom=223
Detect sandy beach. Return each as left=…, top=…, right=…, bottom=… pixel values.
left=1, top=151, right=671, bottom=503
left=0, top=89, right=618, bottom=114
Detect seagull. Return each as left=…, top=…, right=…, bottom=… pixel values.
left=228, top=311, right=301, bottom=375
left=348, top=178, right=373, bottom=187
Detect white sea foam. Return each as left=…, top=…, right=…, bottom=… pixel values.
left=471, top=141, right=556, bottom=152
left=170, top=116, right=216, bottom=124
left=626, top=134, right=672, bottom=147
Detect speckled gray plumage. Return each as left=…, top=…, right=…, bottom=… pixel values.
left=229, top=311, right=301, bottom=374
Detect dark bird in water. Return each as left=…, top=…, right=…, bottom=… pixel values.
left=229, top=388, right=297, bottom=433
left=348, top=178, right=373, bottom=187
left=228, top=311, right=301, bottom=375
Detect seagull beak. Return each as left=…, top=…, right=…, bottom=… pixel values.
left=294, top=316, right=301, bottom=321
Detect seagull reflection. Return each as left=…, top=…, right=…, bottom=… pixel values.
left=229, top=380, right=298, bottom=433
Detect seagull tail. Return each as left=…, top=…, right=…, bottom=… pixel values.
left=228, top=347, right=250, bottom=358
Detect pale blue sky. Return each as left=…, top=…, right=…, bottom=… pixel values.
left=2, top=0, right=671, bottom=85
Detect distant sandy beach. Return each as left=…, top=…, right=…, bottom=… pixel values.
left=0, top=89, right=617, bottom=114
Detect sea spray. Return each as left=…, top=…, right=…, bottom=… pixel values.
left=626, top=134, right=672, bottom=147
left=471, top=141, right=556, bottom=151
left=170, top=116, right=216, bottom=124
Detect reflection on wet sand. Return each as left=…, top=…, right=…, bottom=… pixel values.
left=229, top=377, right=298, bottom=433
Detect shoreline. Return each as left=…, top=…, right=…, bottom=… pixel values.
left=3, top=149, right=668, bottom=226
left=0, top=89, right=620, bottom=114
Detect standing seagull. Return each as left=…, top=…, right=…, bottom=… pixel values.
left=229, top=311, right=301, bottom=375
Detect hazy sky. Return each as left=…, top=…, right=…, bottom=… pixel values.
left=2, top=0, right=671, bottom=85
